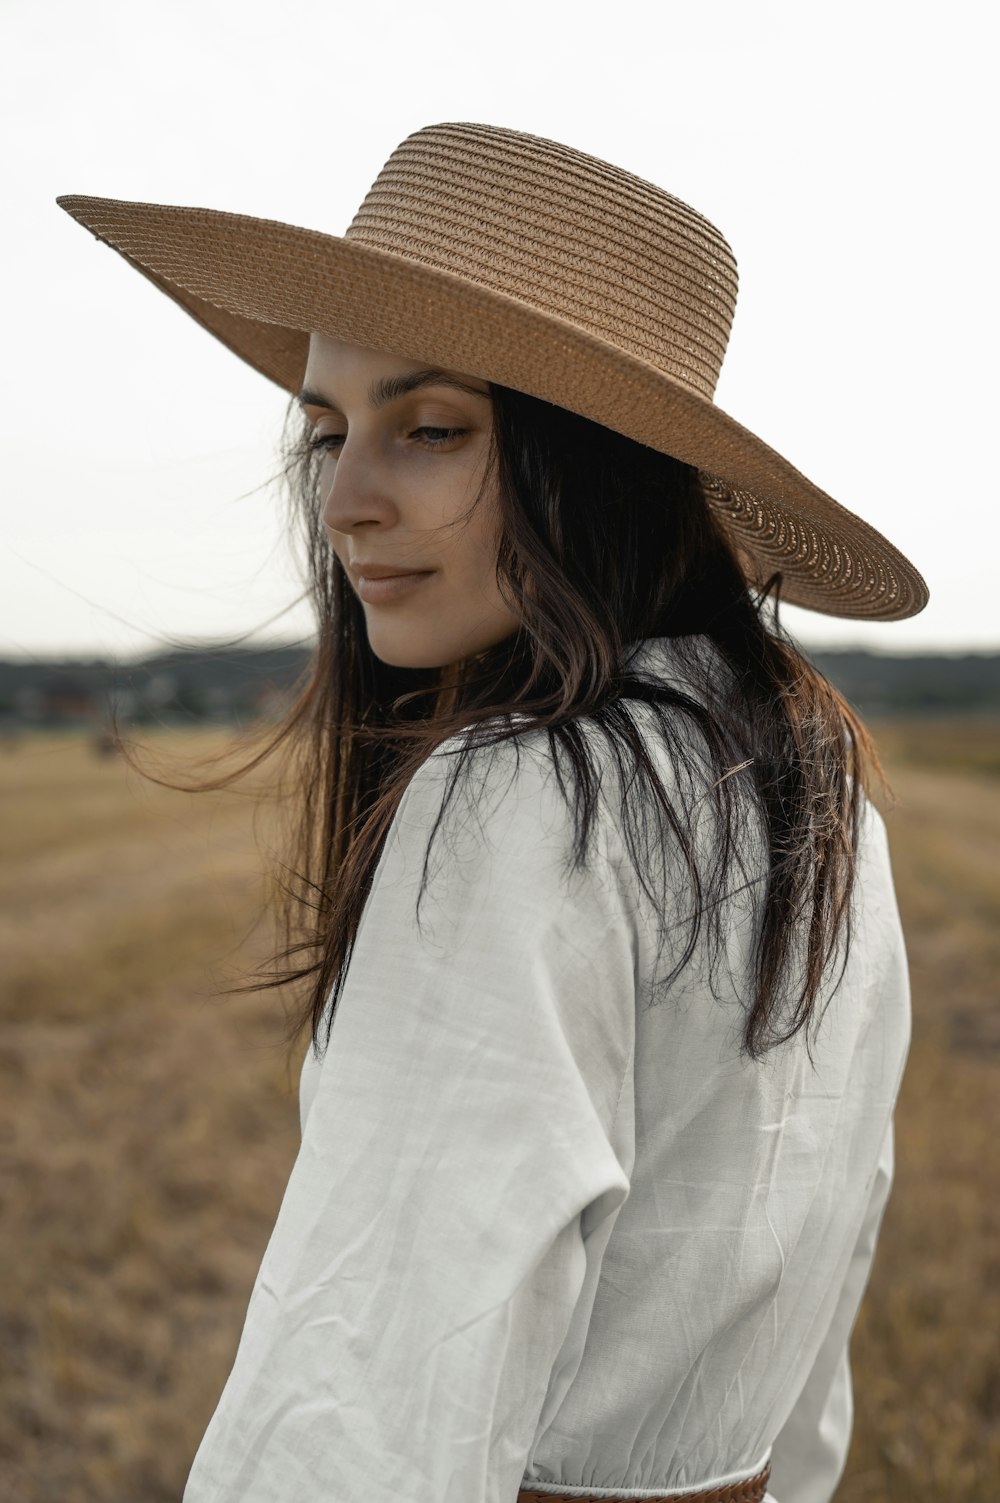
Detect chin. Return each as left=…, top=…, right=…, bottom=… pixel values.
left=376, top=655, right=450, bottom=671
left=366, top=638, right=453, bottom=672
left=365, top=619, right=518, bottom=672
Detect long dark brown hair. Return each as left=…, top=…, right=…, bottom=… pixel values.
left=119, top=378, right=884, bottom=1064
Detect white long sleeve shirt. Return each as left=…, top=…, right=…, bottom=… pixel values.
left=183, top=636, right=910, bottom=1503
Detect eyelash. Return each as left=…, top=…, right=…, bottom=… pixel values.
left=307, top=426, right=467, bottom=454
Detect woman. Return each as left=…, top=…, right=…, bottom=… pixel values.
left=57, top=122, right=924, bottom=1503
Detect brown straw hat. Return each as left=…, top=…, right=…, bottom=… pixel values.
left=56, top=120, right=927, bottom=621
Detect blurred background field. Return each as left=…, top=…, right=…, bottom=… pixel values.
left=1, top=717, right=998, bottom=1501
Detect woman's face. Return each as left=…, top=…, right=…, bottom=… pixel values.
left=300, top=333, right=522, bottom=669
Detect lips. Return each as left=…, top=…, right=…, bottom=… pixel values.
left=351, top=563, right=433, bottom=581
left=355, top=570, right=436, bottom=605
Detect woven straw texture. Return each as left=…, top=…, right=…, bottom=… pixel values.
left=56, top=121, right=927, bottom=621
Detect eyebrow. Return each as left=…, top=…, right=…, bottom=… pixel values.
left=296, top=367, right=491, bottom=413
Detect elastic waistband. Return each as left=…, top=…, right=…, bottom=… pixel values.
left=517, top=1459, right=771, bottom=1503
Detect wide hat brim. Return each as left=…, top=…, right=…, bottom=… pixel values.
left=55, top=193, right=928, bottom=621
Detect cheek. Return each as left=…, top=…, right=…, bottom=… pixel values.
left=457, top=509, right=501, bottom=579
left=464, top=471, right=502, bottom=544
left=319, top=466, right=338, bottom=529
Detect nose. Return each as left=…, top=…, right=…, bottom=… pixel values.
left=320, top=431, right=397, bottom=539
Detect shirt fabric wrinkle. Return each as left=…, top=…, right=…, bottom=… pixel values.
left=182, top=635, right=910, bottom=1503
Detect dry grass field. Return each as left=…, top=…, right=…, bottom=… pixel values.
left=1, top=716, right=997, bottom=1501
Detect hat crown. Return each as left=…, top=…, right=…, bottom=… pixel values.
left=343, top=122, right=739, bottom=402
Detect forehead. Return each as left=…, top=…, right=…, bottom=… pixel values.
left=300, top=333, right=490, bottom=411
left=305, top=332, right=411, bottom=376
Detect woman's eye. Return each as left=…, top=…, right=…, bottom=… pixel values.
left=307, top=426, right=467, bottom=455
left=412, top=426, right=467, bottom=446
left=307, top=433, right=346, bottom=453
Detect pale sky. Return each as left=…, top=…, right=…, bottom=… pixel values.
left=2, top=0, right=995, bottom=660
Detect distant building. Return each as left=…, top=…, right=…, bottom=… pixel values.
left=17, top=673, right=104, bottom=727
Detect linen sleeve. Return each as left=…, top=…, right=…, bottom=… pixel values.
left=182, top=733, right=636, bottom=1503
left=766, top=1115, right=896, bottom=1503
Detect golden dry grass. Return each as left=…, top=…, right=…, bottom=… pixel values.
left=0, top=718, right=997, bottom=1501
left=838, top=721, right=1000, bottom=1499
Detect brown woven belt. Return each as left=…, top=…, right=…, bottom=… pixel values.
left=517, top=1459, right=770, bottom=1503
